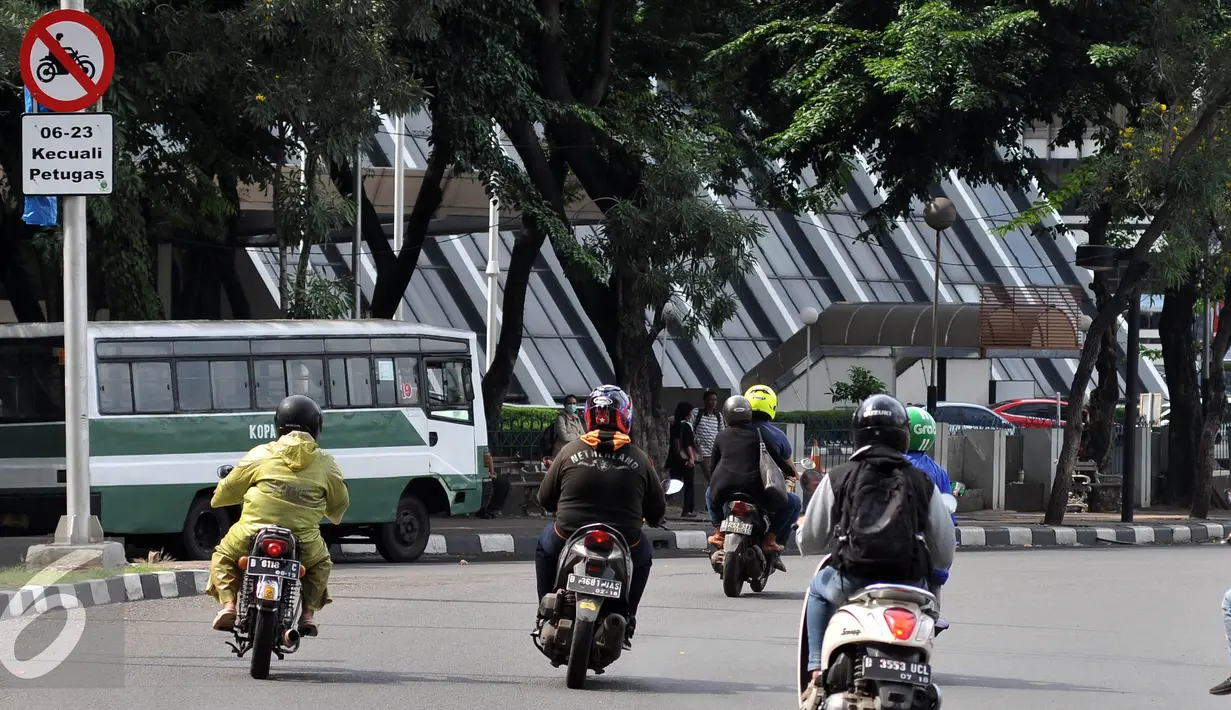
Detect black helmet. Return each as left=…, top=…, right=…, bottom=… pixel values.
left=275, top=394, right=323, bottom=440
left=852, top=394, right=909, bottom=452
left=722, top=394, right=753, bottom=425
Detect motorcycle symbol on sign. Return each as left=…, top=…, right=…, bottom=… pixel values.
left=36, top=33, right=96, bottom=83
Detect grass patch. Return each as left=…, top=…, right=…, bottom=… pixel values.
left=0, top=563, right=166, bottom=589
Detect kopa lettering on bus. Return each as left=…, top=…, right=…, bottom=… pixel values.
left=249, top=423, right=277, bottom=440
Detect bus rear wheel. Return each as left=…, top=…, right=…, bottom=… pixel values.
left=374, top=495, right=430, bottom=563
left=180, top=495, right=232, bottom=561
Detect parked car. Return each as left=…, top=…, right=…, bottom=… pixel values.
left=992, top=398, right=1069, bottom=429
left=933, top=402, right=1017, bottom=432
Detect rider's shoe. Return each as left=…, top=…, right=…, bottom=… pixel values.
left=212, top=606, right=237, bottom=632
left=771, top=555, right=787, bottom=573
left=934, top=618, right=950, bottom=636
left=1211, top=676, right=1231, bottom=695
left=623, top=616, right=636, bottom=650
left=708, top=527, right=725, bottom=546
left=761, top=532, right=785, bottom=554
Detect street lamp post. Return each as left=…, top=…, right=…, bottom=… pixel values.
left=923, top=198, right=958, bottom=416
left=801, top=307, right=820, bottom=411
left=1075, top=244, right=1144, bottom=523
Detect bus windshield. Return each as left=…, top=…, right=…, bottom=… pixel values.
left=0, top=337, right=65, bottom=423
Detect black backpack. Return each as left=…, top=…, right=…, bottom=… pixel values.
left=832, top=460, right=930, bottom=581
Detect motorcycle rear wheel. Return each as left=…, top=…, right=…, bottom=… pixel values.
left=721, top=538, right=745, bottom=597
left=565, top=616, right=595, bottom=689
left=249, top=608, right=276, bottom=680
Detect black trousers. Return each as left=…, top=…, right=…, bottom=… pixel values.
left=669, top=463, right=696, bottom=514
left=481, top=474, right=510, bottom=515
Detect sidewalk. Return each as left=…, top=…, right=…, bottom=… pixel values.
left=329, top=507, right=1231, bottom=563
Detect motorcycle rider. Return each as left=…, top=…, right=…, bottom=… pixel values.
left=535, top=385, right=667, bottom=649
left=904, top=406, right=954, bottom=632
left=207, top=394, right=350, bottom=635
left=796, top=394, right=956, bottom=700
left=705, top=392, right=802, bottom=566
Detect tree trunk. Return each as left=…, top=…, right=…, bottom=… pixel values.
left=480, top=123, right=571, bottom=429
left=616, top=324, right=668, bottom=470
left=328, top=158, right=395, bottom=279
left=1160, top=276, right=1201, bottom=502
left=1193, top=244, right=1231, bottom=518
left=481, top=217, right=546, bottom=431
left=291, top=152, right=318, bottom=316
left=370, top=96, right=452, bottom=319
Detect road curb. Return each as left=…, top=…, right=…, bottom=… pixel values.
left=331, top=522, right=1229, bottom=562
left=0, top=569, right=210, bottom=614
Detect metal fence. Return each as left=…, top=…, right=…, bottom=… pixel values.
left=489, top=408, right=556, bottom=459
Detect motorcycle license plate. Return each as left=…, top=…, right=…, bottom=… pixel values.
left=720, top=518, right=753, bottom=535
left=566, top=574, right=622, bottom=599
left=248, top=556, right=300, bottom=580
left=861, top=656, right=931, bottom=686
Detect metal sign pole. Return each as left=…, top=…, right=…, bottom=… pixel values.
left=352, top=143, right=362, bottom=319
left=393, top=115, right=405, bottom=321
left=59, top=0, right=90, bottom=546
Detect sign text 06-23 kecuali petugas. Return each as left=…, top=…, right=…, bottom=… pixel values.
left=21, top=112, right=114, bottom=196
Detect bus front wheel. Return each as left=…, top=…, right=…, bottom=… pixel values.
left=374, top=496, right=430, bottom=563
left=180, top=496, right=232, bottom=561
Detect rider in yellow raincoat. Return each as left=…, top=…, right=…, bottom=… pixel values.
left=207, top=394, right=349, bottom=635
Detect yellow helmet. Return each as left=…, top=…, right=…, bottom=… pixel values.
left=743, top=384, right=778, bottom=420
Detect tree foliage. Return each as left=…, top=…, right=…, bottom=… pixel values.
left=828, top=366, right=888, bottom=405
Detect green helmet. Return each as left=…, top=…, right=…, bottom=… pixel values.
left=906, top=406, right=936, bottom=452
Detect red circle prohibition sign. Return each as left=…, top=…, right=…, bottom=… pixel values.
left=20, top=9, right=115, bottom=113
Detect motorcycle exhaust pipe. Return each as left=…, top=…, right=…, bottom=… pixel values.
left=283, top=627, right=301, bottom=647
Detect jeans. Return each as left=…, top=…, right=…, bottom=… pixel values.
left=706, top=487, right=802, bottom=543
left=805, top=566, right=928, bottom=671
left=1222, top=587, right=1231, bottom=663
left=535, top=524, right=653, bottom=618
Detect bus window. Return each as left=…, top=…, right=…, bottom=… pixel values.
left=132, top=362, right=174, bottom=413
left=287, top=359, right=326, bottom=403
left=375, top=357, right=397, bottom=405
left=346, top=357, right=373, bottom=407
left=176, top=360, right=212, bottom=411
left=254, top=360, right=288, bottom=409
left=425, top=359, right=471, bottom=423
left=327, top=358, right=349, bottom=408
left=210, top=361, right=251, bottom=410
left=396, top=357, right=420, bottom=405
left=0, top=340, right=64, bottom=423
left=97, top=362, right=134, bottom=414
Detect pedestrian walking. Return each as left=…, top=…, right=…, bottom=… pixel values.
left=690, top=390, right=724, bottom=483
left=667, top=401, right=698, bottom=517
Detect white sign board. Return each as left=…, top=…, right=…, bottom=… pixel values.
left=22, top=112, right=114, bottom=196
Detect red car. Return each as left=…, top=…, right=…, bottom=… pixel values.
left=992, top=398, right=1069, bottom=429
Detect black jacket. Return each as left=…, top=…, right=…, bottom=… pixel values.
left=708, top=422, right=794, bottom=510
left=538, top=430, right=667, bottom=543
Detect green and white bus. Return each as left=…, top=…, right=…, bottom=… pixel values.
left=0, top=320, right=489, bottom=561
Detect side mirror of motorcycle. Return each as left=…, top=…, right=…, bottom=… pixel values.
left=940, top=493, right=958, bottom=514
left=217, top=465, right=234, bottom=480
left=664, top=479, right=684, bottom=496
left=799, top=458, right=816, bottom=471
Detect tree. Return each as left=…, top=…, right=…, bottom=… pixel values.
left=829, top=366, right=888, bottom=405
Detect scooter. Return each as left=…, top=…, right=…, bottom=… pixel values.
left=797, top=492, right=958, bottom=710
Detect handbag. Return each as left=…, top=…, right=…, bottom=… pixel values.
left=757, top=427, right=789, bottom=508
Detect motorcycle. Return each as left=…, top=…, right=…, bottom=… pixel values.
left=216, top=465, right=311, bottom=680
left=35, top=34, right=96, bottom=83
left=533, top=477, right=683, bottom=689
left=796, top=492, right=959, bottom=710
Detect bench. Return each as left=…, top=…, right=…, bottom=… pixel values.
left=490, top=456, right=548, bottom=516
left=1071, top=460, right=1122, bottom=513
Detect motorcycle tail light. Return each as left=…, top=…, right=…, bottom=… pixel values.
left=883, top=608, right=917, bottom=640
left=262, top=539, right=287, bottom=558
left=731, top=501, right=749, bottom=517
left=584, top=530, right=614, bottom=554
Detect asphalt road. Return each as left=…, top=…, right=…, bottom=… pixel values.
left=3, top=547, right=1231, bottom=709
